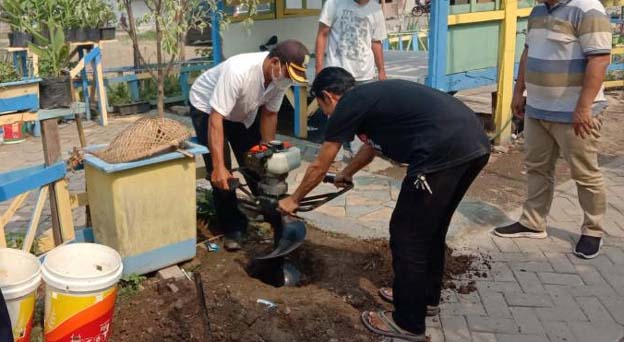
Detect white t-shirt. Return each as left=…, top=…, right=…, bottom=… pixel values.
left=319, top=0, right=387, bottom=81
left=189, top=52, right=287, bottom=128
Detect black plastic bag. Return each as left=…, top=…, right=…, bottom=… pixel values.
left=39, top=76, right=72, bottom=109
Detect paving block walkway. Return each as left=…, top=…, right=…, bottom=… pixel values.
left=412, top=157, right=624, bottom=342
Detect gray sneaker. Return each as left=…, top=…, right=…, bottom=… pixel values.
left=493, top=222, right=547, bottom=239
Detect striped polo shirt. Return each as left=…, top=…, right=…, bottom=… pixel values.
left=525, top=0, right=611, bottom=123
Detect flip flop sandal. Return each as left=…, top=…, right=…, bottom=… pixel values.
left=378, top=288, right=441, bottom=316
left=361, top=310, right=428, bottom=342
left=379, top=287, right=393, bottom=302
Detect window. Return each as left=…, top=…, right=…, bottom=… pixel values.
left=277, top=0, right=325, bottom=17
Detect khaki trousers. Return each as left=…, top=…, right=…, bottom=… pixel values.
left=519, top=116, right=606, bottom=237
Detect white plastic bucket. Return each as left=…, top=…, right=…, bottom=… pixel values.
left=0, top=248, right=42, bottom=342
left=42, top=243, right=123, bottom=342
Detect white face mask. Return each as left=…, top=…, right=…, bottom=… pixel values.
left=272, top=61, right=293, bottom=88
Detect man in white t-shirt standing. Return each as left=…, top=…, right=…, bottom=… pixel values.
left=189, top=40, right=310, bottom=251
left=315, top=0, right=388, bottom=160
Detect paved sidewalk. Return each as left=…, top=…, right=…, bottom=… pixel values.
left=416, top=156, right=624, bottom=342
left=1, top=115, right=623, bottom=341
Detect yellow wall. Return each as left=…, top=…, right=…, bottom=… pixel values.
left=85, top=158, right=197, bottom=258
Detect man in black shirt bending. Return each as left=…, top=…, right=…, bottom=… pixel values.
left=279, top=67, right=490, bottom=341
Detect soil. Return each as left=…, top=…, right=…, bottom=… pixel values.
left=112, top=224, right=489, bottom=342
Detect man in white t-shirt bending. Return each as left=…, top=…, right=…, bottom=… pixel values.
left=189, top=40, right=310, bottom=251
left=315, top=0, right=388, bottom=160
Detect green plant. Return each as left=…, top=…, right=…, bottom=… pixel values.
left=107, top=83, right=133, bottom=106
left=0, top=60, right=21, bottom=83
left=119, top=0, right=212, bottom=117
left=140, top=75, right=181, bottom=100
left=27, top=0, right=49, bottom=33
left=99, top=3, right=117, bottom=27
left=0, top=0, right=31, bottom=32
left=197, top=188, right=216, bottom=220
left=49, top=0, right=77, bottom=29
left=140, top=78, right=157, bottom=101
left=165, top=75, right=182, bottom=97
left=29, top=21, right=71, bottom=78
left=77, top=0, right=100, bottom=29
left=119, top=274, right=147, bottom=297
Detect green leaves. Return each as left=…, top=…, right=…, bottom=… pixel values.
left=1, top=0, right=116, bottom=32
left=134, top=0, right=212, bottom=58
left=76, top=0, right=111, bottom=28
left=28, top=20, right=70, bottom=78
left=107, top=82, right=133, bottom=106
left=0, top=0, right=32, bottom=31
left=0, top=60, right=21, bottom=83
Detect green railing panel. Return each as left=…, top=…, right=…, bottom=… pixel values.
left=450, top=0, right=499, bottom=14
left=445, top=10, right=532, bottom=74
left=450, top=4, right=472, bottom=14
left=518, top=0, right=536, bottom=8
left=447, top=22, right=500, bottom=74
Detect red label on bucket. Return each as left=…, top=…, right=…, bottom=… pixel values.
left=45, top=288, right=117, bottom=342
left=14, top=314, right=33, bottom=342
left=2, top=123, right=24, bottom=141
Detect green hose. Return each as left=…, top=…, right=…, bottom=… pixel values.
left=487, top=114, right=515, bottom=142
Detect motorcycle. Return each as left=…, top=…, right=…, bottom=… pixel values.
left=411, top=0, right=430, bottom=16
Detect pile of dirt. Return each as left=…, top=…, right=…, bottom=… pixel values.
left=112, top=225, right=489, bottom=342
left=443, top=246, right=490, bottom=294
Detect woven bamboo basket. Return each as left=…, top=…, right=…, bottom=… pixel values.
left=93, top=117, right=191, bottom=163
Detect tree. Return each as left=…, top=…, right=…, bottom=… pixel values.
left=117, top=0, right=210, bottom=117
left=118, top=0, right=259, bottom=117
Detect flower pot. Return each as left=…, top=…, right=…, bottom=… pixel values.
left=113, top=101, right=151, bottom=115
left=8, top=32, right=32, bottom=48
left=74, top=28, right=88, bottom=42
left=100, top=27, right=116, bottom=41
left=86, top=28, right=100, bottom=42
left=39, top=76, right=72, bottom=109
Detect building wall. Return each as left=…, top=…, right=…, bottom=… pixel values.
left=221, top=16, right=318, bottom=57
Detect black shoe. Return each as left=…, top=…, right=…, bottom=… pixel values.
left=426, top=305, right=440, bottom=316
left=574, top=235, right=603, bottom=259
left=493, top=222, right=547, bottom=239
left=223, top=232, right=244, bottom=252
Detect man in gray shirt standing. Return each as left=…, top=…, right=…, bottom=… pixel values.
left=494, top=0, right=611, bottom=259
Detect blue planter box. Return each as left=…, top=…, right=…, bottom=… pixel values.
left=0, top=79, right=40, bottom=114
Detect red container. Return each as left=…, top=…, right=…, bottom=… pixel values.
left=2, top=122, right=26, bottom=144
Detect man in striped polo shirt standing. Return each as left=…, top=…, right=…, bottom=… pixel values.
left=494, top=0, right=612, bottom=259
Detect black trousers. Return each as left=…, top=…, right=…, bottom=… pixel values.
left=391, top=154, right=489, bottom=334
left=190, top=105, right=261, bottom=236
left=0, top=289, right=13, bottom=342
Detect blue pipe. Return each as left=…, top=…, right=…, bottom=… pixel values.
left=211, top=0, right=224, bottom=65
left=426, top=0, right=449, bottom=91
